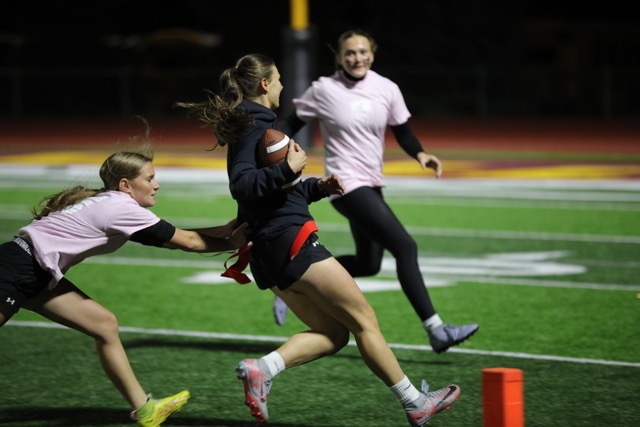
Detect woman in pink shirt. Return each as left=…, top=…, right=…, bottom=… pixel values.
left=279, top=30, right=479, bottom=354
left=0, top=141, right=247, bottom=427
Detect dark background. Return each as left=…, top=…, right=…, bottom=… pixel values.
left=1, top=1, right=638, bottom=120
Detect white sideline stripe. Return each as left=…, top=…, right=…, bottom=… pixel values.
left=390, top=190, right=640, bottom=202
left=7, top=320, right=640, bottom=368
left=394, top=199, right=640, bottom=212
left=320, top=223, right=640, bottom=244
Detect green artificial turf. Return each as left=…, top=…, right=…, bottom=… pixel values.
left=1, top=171, right=639, bottom=427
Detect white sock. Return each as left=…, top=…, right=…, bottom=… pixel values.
left=257, top=351, right=286, bottom=380
left=423, top=314, right=443, bottom=331
left=389, top=376, right=421, bottom=406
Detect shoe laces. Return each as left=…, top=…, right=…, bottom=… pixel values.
left=258, top=378, right=272, bottom=401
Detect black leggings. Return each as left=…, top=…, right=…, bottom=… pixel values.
left=331, top=186, right=436, bottom=321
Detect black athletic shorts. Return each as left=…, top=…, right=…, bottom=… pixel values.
left=0, top=240, right=52, bottom=314
left=249, top=227, right=332, bottom=291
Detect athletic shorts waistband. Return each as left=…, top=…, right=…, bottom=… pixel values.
left=12, top=236, right=33, bottom=256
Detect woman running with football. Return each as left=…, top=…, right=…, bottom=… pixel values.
left=178, top=53, right=460, bottom=427
left=0, top=134, right=248, bottom=427
left=274, top=29, right=479, bottom=354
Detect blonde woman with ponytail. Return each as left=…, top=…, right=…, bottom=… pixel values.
left=0, top=136, right=247, bottom=427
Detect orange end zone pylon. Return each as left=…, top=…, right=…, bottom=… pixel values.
left=482, top=367, right=524, bottom=427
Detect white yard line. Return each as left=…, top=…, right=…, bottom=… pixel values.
left=7, top=320, right=640, bottom=368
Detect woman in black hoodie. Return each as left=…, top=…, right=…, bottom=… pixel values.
left=178, top=53, right=460, bottom=427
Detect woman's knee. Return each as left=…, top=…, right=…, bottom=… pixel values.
left=359, top=259, right=382, bottom=276
left=89, top=308, right=120, bottom=342
left=389, top=235, right=418, bottom=258
left=339, top=255, right=382, bottom=276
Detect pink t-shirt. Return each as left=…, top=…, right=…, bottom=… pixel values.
left=294, top=70, right=411, bottom=196
left=19, top=191, right=161, bottom=288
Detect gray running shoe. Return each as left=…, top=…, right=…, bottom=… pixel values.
left=405, top=381, right=460, bottom=426
left=273, top=295, right=288, bottom=326
left=236, top=359, right=272, bottom=423
left=428, top=323, right=479, bottom=354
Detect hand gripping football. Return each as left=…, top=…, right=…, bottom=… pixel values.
left=258, top=128, right=301, bottom=190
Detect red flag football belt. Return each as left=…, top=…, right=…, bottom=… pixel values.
left=221, top=220, right=318, bottom=284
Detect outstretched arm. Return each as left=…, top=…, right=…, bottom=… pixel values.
left=164, top=221, right=249, bottom=252
left=187, top=218, right=239, bottom=239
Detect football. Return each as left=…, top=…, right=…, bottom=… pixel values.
left=258, top=128, right=302, bottom=191
left=258, top=128, right=290, bottom=167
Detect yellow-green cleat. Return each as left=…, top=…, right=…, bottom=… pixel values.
left=131, top=390, right=191, bottom=427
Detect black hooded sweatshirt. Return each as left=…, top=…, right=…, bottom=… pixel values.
left=227, top=100, right=327, bottom=241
